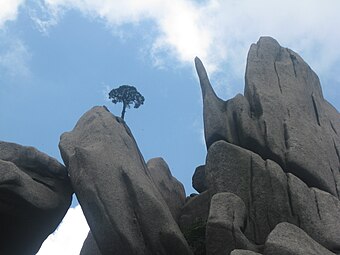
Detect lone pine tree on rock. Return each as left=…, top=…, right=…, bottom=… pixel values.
left=108, top=85, right=145, bottom=119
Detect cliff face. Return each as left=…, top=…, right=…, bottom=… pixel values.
left=189, top=37, right=340, bottom=254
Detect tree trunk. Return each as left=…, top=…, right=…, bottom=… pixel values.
left=121, top=103, right=127, bottom=119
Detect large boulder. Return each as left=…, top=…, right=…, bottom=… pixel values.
left=192, top=165, right=207, bottom=193
left=0, top=141, right=72, bottom=255
left=205, top=140, right=340, bottom=252
left=264, top=222, right=335, bottom=255
left=146, top=157, right=186, bottom=222
left=195, top=36, right=340, bottom=197
left=206, top=192, right=259, bottom=255
left=59, top=106, right=192, bottom=255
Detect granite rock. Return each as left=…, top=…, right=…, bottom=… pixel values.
left=146, top=157, right=186, bottom=222
left=205, top=140, right=340, bottom=251
left=264, top=222, right=335, bottom=255
left=206, top=192, right=259, bottom=255
left=0, top=141, right=72, bottom=255
left=59, top=106, right=192, bottom=255
left=195, top=37, right=340, bottom=197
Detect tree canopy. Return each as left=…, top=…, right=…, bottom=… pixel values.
left=108, top=85, right=145, bottom=119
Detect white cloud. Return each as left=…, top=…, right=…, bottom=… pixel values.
left=0, top=34, right=32, bottom=79
left=0, top=0, right=24, bottom=28
left=2, top=0, right=340, bottom=98
left=24, top=0, right=340, bottom=99
left=37, top=205, right=89, bottom=255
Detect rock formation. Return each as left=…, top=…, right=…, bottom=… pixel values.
left=59, top=106, right=192, bottom=255
left=146, top=157, right=186, bottom=222
left=195, top=37, right=340, bottom=198
left=263, top=222, right=335, bottom=255
left=1, top=36, right=339, bottom=255
left=0, top=141, right=72, bottom=255
left=189, top=36, right=340, bottom=254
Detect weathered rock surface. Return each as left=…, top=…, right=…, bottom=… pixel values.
left=59, top=106, right=192, bottom=255
left=205, top=140, right=340, bottom=252
left=179, top=190, right=211, bottom=231
left=179, top=190, right=212, bottom=255
left=195, top=36, right=340, bottom=197
left=0, top=141, right=72, bottom=255
left=264, top=222, right=335, bottom=255
left=80, top=231, right=102, bottom=255
left=206, top=192, right=259, bottom=255
left=146, top=157, right=186, bottom=222
left=192, top=165, right=207, bottom=193
left=231, top=250, right=262, bottom=255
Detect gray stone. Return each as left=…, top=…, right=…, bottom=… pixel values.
left=264, top=222, right=335, bottom=255
left=59, top=106, right=192, bottom=255
left=179, top=190, right=212, bottom=231
left=206, top=192, right=259, bottom=255
left=205, top=140, right=340, bottom=252
left=192, top=165, right=207, bottom=193
left=80, top=231, right=102, bottom=255
left=195, top=37, right=340, bottom=197
left=179, top=190, right=212, bottom=255
left=146, top=157, right=186, bottom=222
left=0, top=141, right=72, bottom=255
left=231, top=250, right=262, bottom=255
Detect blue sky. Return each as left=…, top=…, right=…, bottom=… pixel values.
left=1, top=0, right=340, bottom=254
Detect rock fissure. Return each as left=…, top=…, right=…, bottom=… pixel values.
left=232, top=111, right=241, bottom=144
left=286, top=175, right=295, bottom=218
left=333, top=139, right=340, bottom=164
left=231, top=211, right=236, bottom=248
left=120, top=170, right=149, bottom=252
left=289, top=52, right=298, bottom=77
left=330, top=120, right=338, bottom=135
left=311, top=93, right=321, bottom=126
left=273, top=61, right=283, bottom=94
left=313, top=189, right=322, bottom=221
left=329, top=166, right=339, bottom=198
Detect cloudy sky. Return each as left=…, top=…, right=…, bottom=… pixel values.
left=1, top=0, right=339, bottom=254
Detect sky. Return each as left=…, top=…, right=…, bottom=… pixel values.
left=0, top=0, right=339, bottom=254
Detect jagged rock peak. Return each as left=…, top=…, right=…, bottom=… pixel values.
left=195, top=36, right=340, bottom=197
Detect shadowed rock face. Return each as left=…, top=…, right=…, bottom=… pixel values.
left=59, top=106, right=192, bottom=255
left=146, top=157, right=186, bottom=222
left=80, top=231, right=101, bottom=255
left=195, top=36, right=340, bottom=197
left=0, top=141, right=72, bottom=255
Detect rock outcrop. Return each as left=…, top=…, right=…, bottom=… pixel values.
left=263, top=222, right=335, bottom=255
left=59, top=106, right=192, bottom=255
left=205, top=140, right=340, bottom=250
left=2, top=36, right=339, bottom=255
left=195, top=36, right=340, bottom=198
left=192, top=165, right=207, bottom=193
left=189, top=36, right=340, bottom=254
left=146, top=157, right=186, bottom=222
left=206, top=192, right=259, bottom=255
left=0, top=141, right=72, bottom=255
